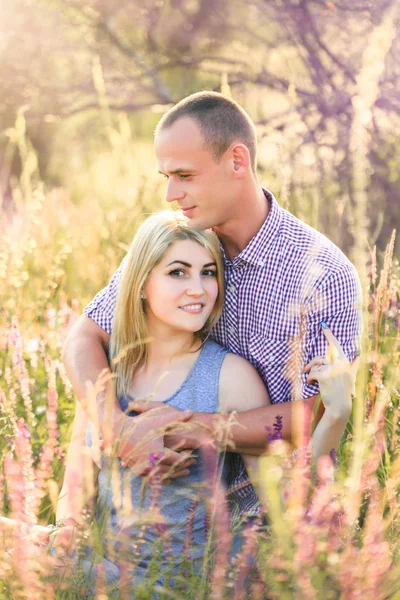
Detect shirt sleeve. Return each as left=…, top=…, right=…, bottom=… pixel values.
left=300, top=262, right=363, bottom=399
left=83, top=256, right=127, bottom=335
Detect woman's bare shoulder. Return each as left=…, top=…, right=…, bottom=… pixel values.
left=218, top=352, right=270, bottom=413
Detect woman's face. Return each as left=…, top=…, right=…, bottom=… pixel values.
left=144, top=239, right=219, bottom=336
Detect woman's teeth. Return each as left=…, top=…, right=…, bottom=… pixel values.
left=181, top=304, right=203, bottom=312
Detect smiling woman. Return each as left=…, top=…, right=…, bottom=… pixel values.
left=52, top=209, right=271, bottom=595
left=109, top=210, right=225, bottom=399
left=144, top=240, right=219, bottom=337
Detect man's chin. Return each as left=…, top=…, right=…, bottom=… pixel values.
left=186, top=216, right=211, bottom=230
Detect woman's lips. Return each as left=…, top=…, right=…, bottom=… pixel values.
left=179, top=303, right=204, bottom=313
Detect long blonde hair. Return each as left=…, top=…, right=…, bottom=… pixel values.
left=109, top=210, right=224, bottom=398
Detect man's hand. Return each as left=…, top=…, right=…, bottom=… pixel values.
left=111, top=402, right=197, bottom=480
left=132, top=400, right=216, bottom=452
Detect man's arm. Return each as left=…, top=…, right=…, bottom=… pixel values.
left=63, top=315, right=112, bottom=403
left=63, top=314, right=123, bottom=449
left=220, top=393, right=322, bottom=452
left=63, top=315, right=195, bottom=475
left=174, top=393, right=322, bottom=455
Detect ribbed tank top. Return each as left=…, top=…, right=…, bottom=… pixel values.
left=88, top=340, right=229, bottom=576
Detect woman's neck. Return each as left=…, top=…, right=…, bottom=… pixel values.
left=131, top=329, right=202, bottom=401
left=145, top=328, right=200, bottom=370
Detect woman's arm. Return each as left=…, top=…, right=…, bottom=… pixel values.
left=51, top=403, right=99, bottom=552
left=305, top=326, right=356, bottom=461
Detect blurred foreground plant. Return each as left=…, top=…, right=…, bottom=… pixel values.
left=1, top=96, right=400, bottom=600
left=0, top=227, right=399, bottom=598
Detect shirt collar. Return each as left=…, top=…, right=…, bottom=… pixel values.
left=220, top=189, right=282, bottom=268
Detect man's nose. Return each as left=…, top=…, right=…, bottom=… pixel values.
left=166, top=178, right=185, bottom=203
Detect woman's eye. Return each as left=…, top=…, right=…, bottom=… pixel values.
left=202, top=269, right=217, bottom=277
left=168, top=268, right=185, bottom=277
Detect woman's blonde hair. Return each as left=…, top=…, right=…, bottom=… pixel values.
left=109, top=210, right=224, bottom=398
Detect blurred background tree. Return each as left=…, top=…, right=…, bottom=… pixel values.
left=1, top=0, right=399, bottom=257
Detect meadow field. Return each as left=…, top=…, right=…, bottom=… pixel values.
left=1, top=1, right=400, bottom=597
left=0, top=110, right=399, bottom=599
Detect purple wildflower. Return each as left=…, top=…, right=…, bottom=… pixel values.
left=203, top=513, right=210, bottom=539
left=183, top=499, right=198, bottom=564
left=329, top=448, right=338, bottom=469
left=149, top=452, right=164, bottom=468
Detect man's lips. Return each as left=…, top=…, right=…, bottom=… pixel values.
left=180, top=206, right=196, bottom=215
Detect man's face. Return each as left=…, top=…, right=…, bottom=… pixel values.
left=155, top=117, right=239, bottom=231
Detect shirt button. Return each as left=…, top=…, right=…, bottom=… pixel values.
left=228, top=285, right=236, bottom=293
left=268, top=354, right=274, bottom=362
left=229, top=326, right=236, bottom=335
left=258, top=259, right=265, bottom=267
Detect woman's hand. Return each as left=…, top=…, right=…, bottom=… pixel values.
left=47, top=520, right=82, bottom=576
left=304, top=327, right=357, bottom=422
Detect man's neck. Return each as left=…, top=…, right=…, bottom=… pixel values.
left=214, top=186, right=270, bottom=261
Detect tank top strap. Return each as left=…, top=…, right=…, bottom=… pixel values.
left=117, top=340, right=229, bottom=416
left=173, top=340, right=228, bottom=414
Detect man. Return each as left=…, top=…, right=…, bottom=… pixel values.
left=64, top=91, right=362, bottom=514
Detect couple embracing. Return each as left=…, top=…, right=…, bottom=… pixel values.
left=59, top=91, right=362, bottom=593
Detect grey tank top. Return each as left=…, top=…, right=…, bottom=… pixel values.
left=88, top=340, right=229, bottom=570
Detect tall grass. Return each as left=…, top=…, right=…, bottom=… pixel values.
left=1, top=76, right=400, bottom=599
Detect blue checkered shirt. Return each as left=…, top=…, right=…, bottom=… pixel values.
left=84, top=190, right=362, bottom=514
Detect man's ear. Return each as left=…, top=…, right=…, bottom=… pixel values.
left=231, top=144, right=251, bottom=178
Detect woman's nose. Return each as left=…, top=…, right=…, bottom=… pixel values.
left=186, top=275, right=205, bottom=296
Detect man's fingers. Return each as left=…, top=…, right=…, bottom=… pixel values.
left=127, top=401, right=193, bottom=422
left=162, top=468, right=190, bottom=481
left=173, top=411, right=193, bottom=423
left=123, top=450, right=196, bottom=478
left=128, top=399, right=164, bottom=413
left=127, top=448, right=195, bottom=468
left=159, top=449, right=195, bottom=466
left=164, top=437, right=188, bottom=451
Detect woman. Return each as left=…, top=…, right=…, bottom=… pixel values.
left=55, top=210, right=273, bottom=593
left=1, top=211, right=354, bottom=595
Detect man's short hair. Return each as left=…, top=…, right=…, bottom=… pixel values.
left=156, top=91, right=258, bottom=172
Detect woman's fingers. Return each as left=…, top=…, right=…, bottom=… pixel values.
left=304, top=326, right=349, bottom=377
left=306, top=364, right=331, bottom=384
left=322, top=327, right=346, bottom=360
left=304, top=356, right=328, bottom=373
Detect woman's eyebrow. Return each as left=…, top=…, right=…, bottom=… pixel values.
left=166, top=261, right=217, bottom=268
left=167, top=260, right=192, bottom=267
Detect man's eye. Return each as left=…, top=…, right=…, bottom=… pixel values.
left=202, top=269, right=217, bottom=277
left=178, top=174, right=191, bottom=179
left=168, top=268, right=185, bottom=277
